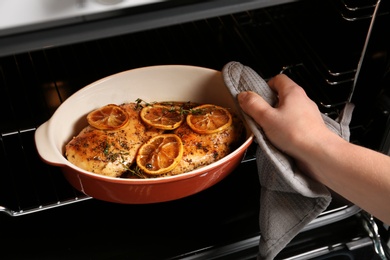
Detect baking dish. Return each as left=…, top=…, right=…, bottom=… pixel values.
left=34, top=65, right=254, bottom=204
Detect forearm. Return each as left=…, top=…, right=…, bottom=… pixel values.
left=299, top=132, right=390, bottom=224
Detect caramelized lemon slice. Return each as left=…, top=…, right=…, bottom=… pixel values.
left=140, top=104, right=185, bottom=130
left=87, top=104, right=129, bottom=130
left=186, top=104, right=232, bottom=134
left=136, top=134, right=183, bottom=175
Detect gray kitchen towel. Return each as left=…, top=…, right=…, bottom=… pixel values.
left=222, top=61, right=354, bottom=260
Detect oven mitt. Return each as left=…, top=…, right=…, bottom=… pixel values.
left=222, top=61, right=354, bottom=260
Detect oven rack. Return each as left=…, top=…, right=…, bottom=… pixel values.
left=0, top=0, right=369, bottom=217
left=0, top=128, right=91, bottom=217
left=0, top=125, right=256, bottom=217
left=0, top=193, right=91, bottom=217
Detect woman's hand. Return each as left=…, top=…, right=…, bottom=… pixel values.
left=237, top=74, right=335, bottom=162
left=237, top=73, right=390, bottom=225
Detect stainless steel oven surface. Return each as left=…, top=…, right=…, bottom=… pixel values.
left=0, top=0, right=389, bottom=259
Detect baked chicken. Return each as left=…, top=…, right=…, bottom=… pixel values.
left=170, top=118, right=243, bottom=175
left=65, top=103, right=163, bottom=177
left=65, top=102, right=244, bottom=178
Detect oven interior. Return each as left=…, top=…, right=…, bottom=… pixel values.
left=0, top=0, right=389, bottom=259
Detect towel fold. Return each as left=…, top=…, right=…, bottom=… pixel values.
left=222, top=61, right=354, bottom=260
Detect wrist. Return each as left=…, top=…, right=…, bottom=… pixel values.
left=294, top=129, right=347, bottom=183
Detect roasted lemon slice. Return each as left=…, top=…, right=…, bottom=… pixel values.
left=140, top=104, right=185, bottom=130
left=87, top=104, right=129, bottom=130
left=136, top=134, right=183, bottom=175
left=186, top=104, right=232, bottom=134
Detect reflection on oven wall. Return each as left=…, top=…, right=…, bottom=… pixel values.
left=42, top=80, right=73, bottom=113
left=0, top=0, right=165, bottom=36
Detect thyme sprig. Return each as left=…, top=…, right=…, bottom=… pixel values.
left=125, top=165, right=147, bottom=179
left=135, top=98, right=205, bottom=115
left=135, top=98, right=156, bottom=109
left=103, top=142, right=147, bottom=178
left=178, top=106, right=204, bottom=115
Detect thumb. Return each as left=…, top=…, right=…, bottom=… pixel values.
left=237, top=91, right=274, bottom=126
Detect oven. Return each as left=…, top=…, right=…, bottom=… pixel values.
left=0, top=0, right=389, bottom=259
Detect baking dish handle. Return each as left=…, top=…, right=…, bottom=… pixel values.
left=34, top=121, right=65, bottom=166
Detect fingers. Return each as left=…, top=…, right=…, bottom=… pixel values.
left=268, top=74, right=312, bottom=110
left=237, top=74, right=307, bottom=128
left=267, top=74, right=302, bottom=98
left=237, top=74, right=295, bottom=123
left=237, top=91, right=274, bottom=127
